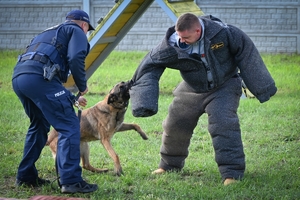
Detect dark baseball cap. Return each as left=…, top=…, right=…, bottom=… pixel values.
left=66, top=10, right=95, bottom=31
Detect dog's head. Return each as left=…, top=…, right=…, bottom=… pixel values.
left=107, top=80, right=133, bottom=109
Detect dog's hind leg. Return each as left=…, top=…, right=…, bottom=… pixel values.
left=47, top=129, right=58, bottom=145
left=47, top=129, right=59, bottom=159
left=117, top=123, right=148, bottom=140
left=80, top=141, right=109, bottom=173
left=101, top=138, right=123, bottom=176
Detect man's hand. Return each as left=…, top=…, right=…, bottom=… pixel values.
left=78, top=96, right=87, bottom=107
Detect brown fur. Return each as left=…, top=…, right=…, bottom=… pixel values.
left=46, top=81, right=148, bottom=176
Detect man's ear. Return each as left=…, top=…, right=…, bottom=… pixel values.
left=107, top=94, right=117, bottom=104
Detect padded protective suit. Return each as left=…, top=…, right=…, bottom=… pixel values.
left=129, top=15, right=277, bottom=180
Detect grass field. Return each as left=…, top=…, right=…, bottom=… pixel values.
left=0, top=50, right=299, bottom=199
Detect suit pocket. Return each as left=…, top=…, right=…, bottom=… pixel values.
left=69, top=138, right=80, bottom=160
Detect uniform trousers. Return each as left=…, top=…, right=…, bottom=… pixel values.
left=12, top=73, right=83, bottom=185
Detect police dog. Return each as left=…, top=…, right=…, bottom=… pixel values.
left=47, top=81, right=148, bottom=176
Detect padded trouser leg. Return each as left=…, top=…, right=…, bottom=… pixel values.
left=159, top=82, right=204, bottom=170
left=206, top=78, right=245, bottom=180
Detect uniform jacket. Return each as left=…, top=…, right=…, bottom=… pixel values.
left=13, top=22, right=89, bottom=92
left=129, top=15, right=277, bottom=117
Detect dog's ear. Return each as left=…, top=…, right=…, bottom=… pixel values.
left=125, top=79, right=133, bottom=90
left=107, top=93, right=118, bottom=104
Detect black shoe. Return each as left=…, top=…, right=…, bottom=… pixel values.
left=15, top=177, right=50, bottom=187
left=61, top=181, right=98, bottom=194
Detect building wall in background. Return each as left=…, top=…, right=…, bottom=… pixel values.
left=0, top=0, right=299, bottom=53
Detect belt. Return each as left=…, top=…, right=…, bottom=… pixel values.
left=20, top=54, right=49, bottom=64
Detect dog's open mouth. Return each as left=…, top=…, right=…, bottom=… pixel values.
left=107, top=81, right=131, bottom=109
left=114, top=101, right=129, bottom=109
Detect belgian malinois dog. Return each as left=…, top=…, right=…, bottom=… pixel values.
left=47, top=81, right=148, bottom=176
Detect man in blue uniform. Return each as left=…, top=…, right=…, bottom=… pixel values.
left=129, top=13, right=277, bottom=185
left=12, top=10, right=98, bottom=193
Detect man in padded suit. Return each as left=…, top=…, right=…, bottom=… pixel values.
left=12, top=10, right=98, bottom=193
left=129, top=13, right=277, bottom=185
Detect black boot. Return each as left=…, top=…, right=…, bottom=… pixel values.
left=15, top=177, right=50, bottom=187
left=61, top=180, right=98, bottom=193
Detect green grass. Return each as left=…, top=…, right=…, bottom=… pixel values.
left=0, top=50, right=299, bottom=199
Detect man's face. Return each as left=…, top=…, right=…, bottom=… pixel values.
left=176, top=28, right=201, bottom=45
left=81, top=22, right=89, bottom=34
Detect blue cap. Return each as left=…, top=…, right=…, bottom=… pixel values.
left=66, top=10, right=95, bottom=31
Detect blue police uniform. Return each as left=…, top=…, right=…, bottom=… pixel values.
left=12, top=21, right=89, bottom=185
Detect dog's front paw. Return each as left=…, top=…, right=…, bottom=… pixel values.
left=140, top=131, right=148, bottom=140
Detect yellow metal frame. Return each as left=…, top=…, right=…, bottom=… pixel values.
left=64, top=0, right=203, bottom=90
left=164, top=1, right=204, bottom=17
